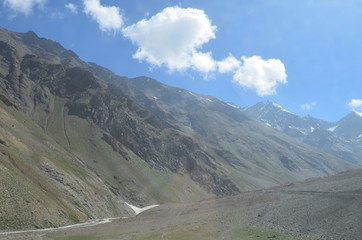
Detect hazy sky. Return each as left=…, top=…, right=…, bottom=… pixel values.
left=1, top=0, right=362, bottom=122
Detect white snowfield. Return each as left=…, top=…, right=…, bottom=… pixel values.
left=125, top=202, right=160, bottom=215
left=0, top=202, right=159, bottom=236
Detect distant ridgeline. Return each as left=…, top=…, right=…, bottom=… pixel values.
left=244, top=101, right=362, bottom=165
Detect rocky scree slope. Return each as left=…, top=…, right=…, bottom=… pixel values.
left=0, top=28, right=356, bottom=230
left=21, top=168, right=362, bottom=240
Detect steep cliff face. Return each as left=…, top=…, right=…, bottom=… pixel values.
left=0, top=28, right=356, bottom=230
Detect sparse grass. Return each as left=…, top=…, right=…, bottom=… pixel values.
left=124, top=223, right=298, bottom=240
left=234, top=226, right=298, bottom=240
left=46, top=97, right=70, bottom=148
left=60, top=112, right=210, bottom=204
left=57, top=159, right=88, bottom=179
left=68, top=213, right=81, bottom=224
left=60, top=235, right=99, bottom=240
left=0, top=101, right=87, bottom=229
left=126, top=149, right=211, bottom=202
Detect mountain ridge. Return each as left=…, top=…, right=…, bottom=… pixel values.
left=244, top=101, right=362, bottom=165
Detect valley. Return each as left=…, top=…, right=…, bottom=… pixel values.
left=3, top=168, right=362, bottom=240
left=0, top=27, right=361, bottom=240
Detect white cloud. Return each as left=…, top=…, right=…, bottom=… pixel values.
left=3, top=0, right=46, bottom=15
left=233, top=56, right=287, bottom=96
left=66, top=3, right=78, bottom=14
left=50, top=10, right=64, bottom=19
left=301, top=101, right=317, bottom=110
left=122, top=6, right=287, bottom=96
left=83, top=0, right=123, bottom=32
left=122, top=6, right=217, bottom=72
left=218, top=55, right=241, bottom=73
left=348, top=99, right=362, bottom=109
left=191, top=52, right=217, bottom=73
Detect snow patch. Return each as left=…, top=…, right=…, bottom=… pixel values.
left=271, top=102, right=293, bottom=114
left=353, top=109, right=362, bottom=117
left=125, top=202, right=159, bottom=215
left=265, top=122, right=272, bottom=127
left=328, top=125, right=338, bottom=132
left=288, top=126, right=308, bottom=135
left=310, top=127, right=315, bottom=133
left=226, top=102, right=239, bottom=109
left=188, top=91, right=213, bottom=102
left=272, top=102, right=283, bottom=108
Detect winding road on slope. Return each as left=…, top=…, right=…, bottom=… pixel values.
left=0, top=202, right=159, bottom=238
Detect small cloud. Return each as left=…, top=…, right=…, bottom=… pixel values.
left=50, top=10, right=64, bottom=19
left=3, top=0, right=47, bottom=15
left=65, top=3, right=78, bottom=14
left=301, top=101, right=317, bottom=110
left=232, top=56, right=287, bottom=96
left=348, top=99, right=362, bottom=109
left=83, top=0, right=124, bottom=32
left=123, top=6, right=217, bottom=72
left=218, top=55, right=241, bottom=73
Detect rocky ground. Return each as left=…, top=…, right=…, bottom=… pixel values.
left=2, top=168, right=362, bottom=240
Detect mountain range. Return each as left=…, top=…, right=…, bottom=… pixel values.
left=0, top=27, right=358, bottom=231
left=244, top=101, right=362, bottom=165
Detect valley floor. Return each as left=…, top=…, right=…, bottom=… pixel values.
left=2, top=169, right=362, bottom=240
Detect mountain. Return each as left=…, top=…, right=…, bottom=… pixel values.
left=245, top=102, right=362, bottom=165
left=333, top=110, right=362, bottom=140
left=244, top=101, right=332, bottom=139
left=0, top=27, right=356, bottom=230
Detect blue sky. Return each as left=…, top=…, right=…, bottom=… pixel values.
left=1, top=0, right=362, bottom=122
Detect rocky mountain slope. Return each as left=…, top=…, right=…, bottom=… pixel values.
left=0, top=27, right=356, bottom=230
left=244, top=101, right=362, bottom=165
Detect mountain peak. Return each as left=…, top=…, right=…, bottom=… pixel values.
left=251, top=101, right=293, bottom=115
left=269, top=101, right=293, bottom=113
left=352, top=109, right=362, bottom=118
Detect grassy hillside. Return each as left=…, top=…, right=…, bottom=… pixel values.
left=0, top=90, right=212, bottom=230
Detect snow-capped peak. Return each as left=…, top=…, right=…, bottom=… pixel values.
left=271, top=102, right=282, bottom=108
left=188, top=91, right=213, bottom=102
left=226, top=102, right=240, bottom=109
left=270, top=102, right=293, bottom=114
left=352, top=109, right=362, bottom=118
